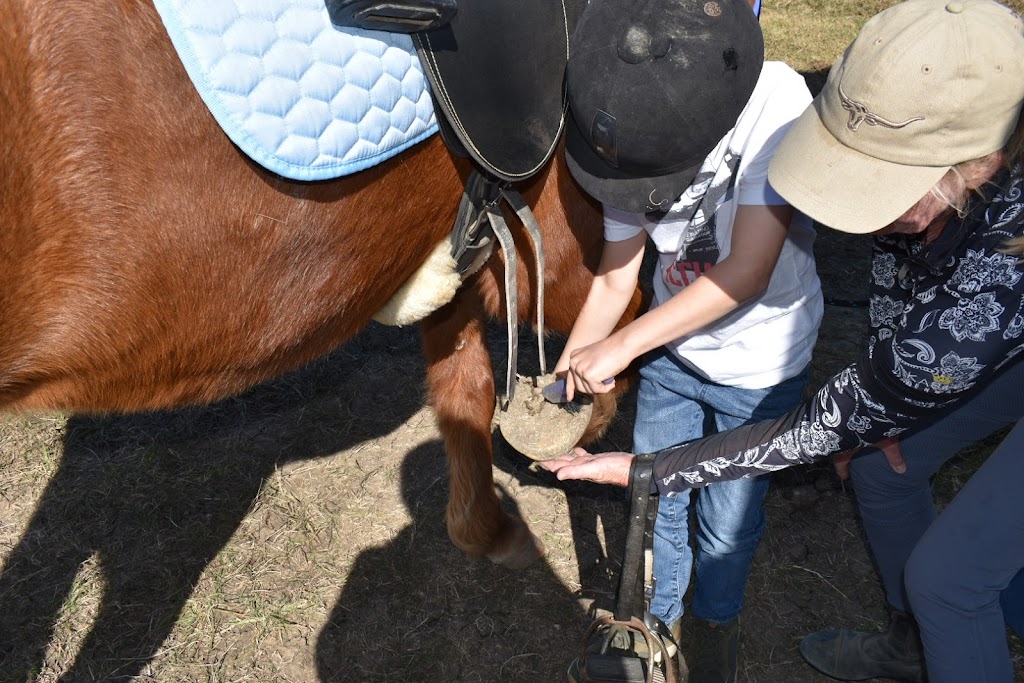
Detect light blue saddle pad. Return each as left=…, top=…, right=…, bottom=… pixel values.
left=154, top=0, right=438, bottom=181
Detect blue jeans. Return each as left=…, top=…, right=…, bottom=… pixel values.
left=633, top=348, right=809, bottom=625
left=847, top=359, right=1024, bottom=683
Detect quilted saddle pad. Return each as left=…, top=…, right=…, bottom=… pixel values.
left=154, top=0, right=438, bottom=181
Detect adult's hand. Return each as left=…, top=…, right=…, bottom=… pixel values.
left=540, top=447, right=635, bottom=487
left=832, top=436, right=906, bottom=480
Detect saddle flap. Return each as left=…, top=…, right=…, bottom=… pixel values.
left=414, top=0, right=585, bottom=181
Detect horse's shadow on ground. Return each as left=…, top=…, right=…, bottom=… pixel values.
left=0, top=323, right=420, bottom=679
left=0, top=322, right=629, bottom=682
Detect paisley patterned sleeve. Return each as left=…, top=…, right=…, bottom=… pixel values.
left=651, top=168, right=1024, bottom=494
left=650, top=358, right=919, bottom=492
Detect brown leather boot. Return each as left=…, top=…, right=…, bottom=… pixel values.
left=799, top=610, right=927, bottom=682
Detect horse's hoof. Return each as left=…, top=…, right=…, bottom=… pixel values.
left=486, top=528, right=546, bottom=569
left=498, top=374, right=592, bottom=461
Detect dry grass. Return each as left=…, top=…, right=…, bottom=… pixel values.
left=762, top=0, right=897, bottom=71
left=3, top=1, right=1024, bottom=682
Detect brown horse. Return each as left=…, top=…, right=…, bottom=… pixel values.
left=0, top=1, right=644, bottom=569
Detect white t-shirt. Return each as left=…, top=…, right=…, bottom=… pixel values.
left=604, top=62, right=823, bottom=389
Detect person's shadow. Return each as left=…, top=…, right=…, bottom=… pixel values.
left=314, top=325, right=635, bottom=682
left=316, top=442, right=561, bottom=681
left=316, top=433, right=631, bottom=682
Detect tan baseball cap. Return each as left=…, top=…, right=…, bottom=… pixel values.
left=768, top=0, right=1024, bottom=234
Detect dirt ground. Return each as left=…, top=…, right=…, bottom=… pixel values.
left=2, top=207, right=1022, bottom=682
left=8, top=0, right=1024, bottom=679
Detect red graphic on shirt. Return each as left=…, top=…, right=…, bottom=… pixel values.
left=665, top=261, right=714, bottom=287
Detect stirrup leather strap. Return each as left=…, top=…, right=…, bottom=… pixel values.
left=576, top=453, right=682, bottom=683
left=453, top=169, right=543, bottom=408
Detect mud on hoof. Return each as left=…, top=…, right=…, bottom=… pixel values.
left=498, top=374, right=592, bottom=461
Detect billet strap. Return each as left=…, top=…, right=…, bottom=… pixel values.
left=615, top=452, right=659, bottom=622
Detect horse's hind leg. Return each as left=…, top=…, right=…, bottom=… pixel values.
left=420, top=287, right=545, bottom=569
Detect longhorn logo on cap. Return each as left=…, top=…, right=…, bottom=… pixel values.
left=838, top=81, right=924, bottom=132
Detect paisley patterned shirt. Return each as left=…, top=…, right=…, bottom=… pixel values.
left=652, top=164, right=1024, bottom=493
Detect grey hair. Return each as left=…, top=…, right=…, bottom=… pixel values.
left=923, top=109, right=1023, bottom=256
left=930, top=153, right=1005, bottom=218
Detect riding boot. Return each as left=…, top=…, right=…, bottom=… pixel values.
left=690, top=617, right=739, bottom=683
left=799, top=610, right=927, bottom=682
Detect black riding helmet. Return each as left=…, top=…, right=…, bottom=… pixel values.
left=565, top=0, right=764, bottom=213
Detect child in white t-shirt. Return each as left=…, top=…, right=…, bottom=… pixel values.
left=558, top=2, right=822, bottom=677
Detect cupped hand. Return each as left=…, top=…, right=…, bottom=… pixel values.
left=540, top=447, right=635, bottom=487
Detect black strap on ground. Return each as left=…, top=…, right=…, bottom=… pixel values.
left=614, top=452, right=659, bottom=622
